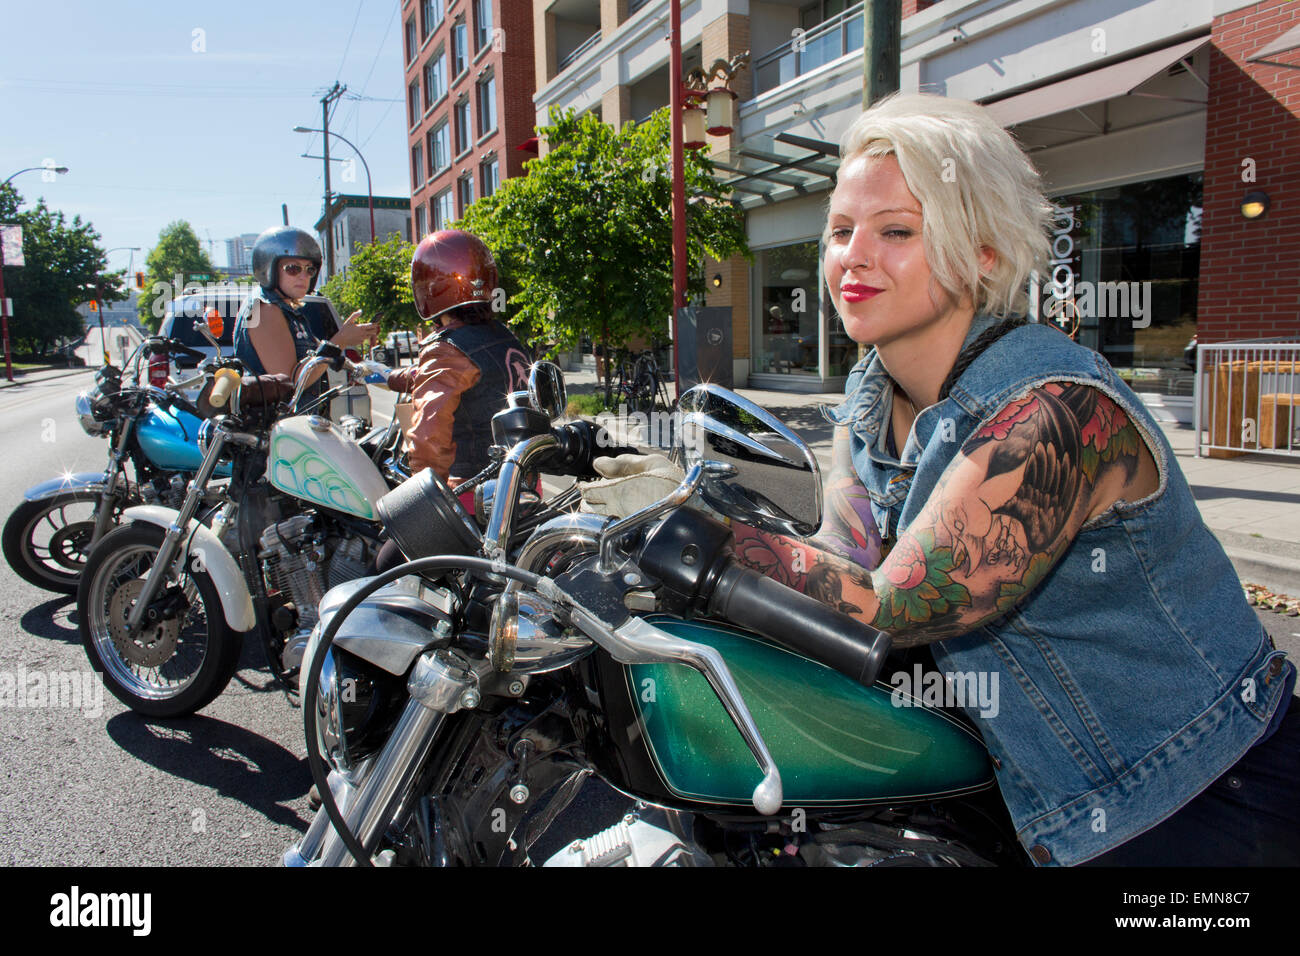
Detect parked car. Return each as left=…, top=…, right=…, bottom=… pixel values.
left=155, top=285, right=370, bottom=422
left=373, top=329, right=418, bottom=365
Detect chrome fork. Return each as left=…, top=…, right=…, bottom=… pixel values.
left=287, top=648, right=480, bottom=867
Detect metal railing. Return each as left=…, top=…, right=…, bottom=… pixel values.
left=1194, top=337, right=1300, bottom=459
left=558, top=29, right=602, bottom=72
left=754, top=3, right=865, bottom=96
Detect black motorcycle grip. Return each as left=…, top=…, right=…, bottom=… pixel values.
left=708, top=563, right=892, bottom=689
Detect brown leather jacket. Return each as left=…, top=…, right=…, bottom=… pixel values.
left=386, top=316, right=481, bottom=484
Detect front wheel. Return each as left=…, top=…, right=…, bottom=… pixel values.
left=3, top=491, right=118, bottom=594
left=78, top=523, right=243, bottom=717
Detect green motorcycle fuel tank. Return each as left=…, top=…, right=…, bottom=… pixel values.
left=601, top=615, right=993, bottom=810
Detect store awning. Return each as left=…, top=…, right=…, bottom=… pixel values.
left=1248, top=23, right=1300, bottom=65
left=984, top=36, right=1208, bottom=127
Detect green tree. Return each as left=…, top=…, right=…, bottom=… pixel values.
left=137, top=220, right=216, bottom=331
left=324, top=234, right=420, bottom=335
left=0, top=183, right=122, bottom=356
left=460, top=106, right=749, bottom=381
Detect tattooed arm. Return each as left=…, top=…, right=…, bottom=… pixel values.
left=730, top=383, right=1157, bottom=647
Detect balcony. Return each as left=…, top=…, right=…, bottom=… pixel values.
left=559, top=29, right=602, bottom=72
left=754, top=2, right=864, bottom=96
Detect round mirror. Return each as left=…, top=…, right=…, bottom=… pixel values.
left=528, top=361, right=567, bottom=421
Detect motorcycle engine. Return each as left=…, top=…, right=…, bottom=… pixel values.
left=259, top=515, right=372, bottom=638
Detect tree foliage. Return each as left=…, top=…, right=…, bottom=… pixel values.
left=0, top=183, right=122, bottom=355
left=137, top=220, right=216, bottom=331
left=460, top=107, right=749, bottom=359
left=321, top=234, right=420, bottom=335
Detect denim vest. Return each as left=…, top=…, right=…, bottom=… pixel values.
left=232, top=287, right=321, bottom=377
left=436, top=320, right=531, bottom=479
left=824, top=315, right=1293, bottom=865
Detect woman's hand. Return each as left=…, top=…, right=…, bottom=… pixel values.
left=332, top=310, right=379, bottom=350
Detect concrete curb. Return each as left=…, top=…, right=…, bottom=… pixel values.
left=0, top=367, right=95, bottom=390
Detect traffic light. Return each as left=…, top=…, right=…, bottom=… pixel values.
left=135, top=271, right=145, bottom=289
left=88, top=300, right=98, bottom=312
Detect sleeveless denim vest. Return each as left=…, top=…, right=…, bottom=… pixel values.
left=232, top=287, right=322, bottom=377
left=824, top=314, right=1293, bottom=866
left=436, top=320, right=531, bottom=479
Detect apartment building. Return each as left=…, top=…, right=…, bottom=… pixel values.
left=534, top=0, right=1299, bottom=398
left=404, top=0, right=538, bottom=240
left=314, top=194, right=415, bottom=281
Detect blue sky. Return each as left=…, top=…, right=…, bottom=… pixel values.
left=0, top=0, right=409, bottom=275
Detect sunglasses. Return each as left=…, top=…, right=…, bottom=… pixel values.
left=281, top=262, right=318, bottom=277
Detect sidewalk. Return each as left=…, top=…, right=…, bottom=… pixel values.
left=566, top=364, right=1300, bottom=596
left=0, top=365, right=95, bottom=390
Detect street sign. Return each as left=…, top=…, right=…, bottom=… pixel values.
left=1, top=225, right=24, bottom=266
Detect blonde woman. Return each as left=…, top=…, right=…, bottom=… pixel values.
left=732, top=93, right=1297, bottom=866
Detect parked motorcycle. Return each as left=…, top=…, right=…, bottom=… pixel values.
left=288, top=379, right=1023, bottom=867
left=3, top=338, right=229, bottom=594
left=76, top=342, right=406, bottom=717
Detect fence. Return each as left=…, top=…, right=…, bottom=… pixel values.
left=1194, top=337, right=1300, bottom=459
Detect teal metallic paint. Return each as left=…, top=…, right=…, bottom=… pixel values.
left=626, top=616, right=993, bottom=807
left=135, top=405, right=232, bottom=477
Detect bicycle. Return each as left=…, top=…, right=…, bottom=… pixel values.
left=606, top=348, right=672, bottom=415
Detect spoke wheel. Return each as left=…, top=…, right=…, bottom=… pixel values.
left=4, top=492, right=110, bottom=594
left=78, top=523, right=242, bottom=717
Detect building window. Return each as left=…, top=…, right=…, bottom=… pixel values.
left=476, top=73, right=497, bottom=137
left=754, top=240, right=827, bottom=377
left=473, top=0, right=492, bottom=52
left=454, top=97, right=470, bottom=155
left=408, top=79, right=420, bottom=127
left=404, top=17, right=417, bottom=63
left=457, top=174, right=475, bottom=217
left=428, top=122, right=450, bottom=174
left=1044, top=172, right=1203, bottom=393
left=480, top=156, right=499, bottom=198
left=434, top=189, right=455, bottom=230
left=415, top=203, right=427, bottom=239
left=411, top=142, right=424, bottom=190
left=421, top=0, right=444, bottom=40
left=452, top=19, right=468, bottom=77
left=425, top=48, right=447, bottom=106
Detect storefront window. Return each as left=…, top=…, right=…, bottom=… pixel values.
left=755, top=241, right=820, bottom=376
left=1046, top=172, right=1202, bottom=395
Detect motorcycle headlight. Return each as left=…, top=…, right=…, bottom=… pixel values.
left=197, top=418, right=216, bottom=457
left=75, top=390, right=111, bottom=437
left=306, top=631, right=400, bottom=775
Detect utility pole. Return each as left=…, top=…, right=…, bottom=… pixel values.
left=863, top=0, right=901, bottom=107
left=320, top=82, right=346, bottom=278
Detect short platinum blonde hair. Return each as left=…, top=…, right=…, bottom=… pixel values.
left=833, top=92, right=1052, bottom=318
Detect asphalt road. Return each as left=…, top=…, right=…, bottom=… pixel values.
left=0, top=373, right=1296, bottom=867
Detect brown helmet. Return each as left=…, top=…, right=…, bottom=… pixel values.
left=411, top=229, right=498, bottom=324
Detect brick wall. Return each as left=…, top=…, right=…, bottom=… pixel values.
left=901, top=0, right=937, bottom=18
left=1198, top=0, right=1300, bottom=343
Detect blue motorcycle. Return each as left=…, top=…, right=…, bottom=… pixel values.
left=3, top=338, right=230, bottom=594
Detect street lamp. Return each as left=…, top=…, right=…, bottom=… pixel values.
left=1, top=164, right=70, bottom=381
left=293, top=126, right=375, bottom=246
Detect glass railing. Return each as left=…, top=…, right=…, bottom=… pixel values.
left=754, top=3, right=865, bottom=96
left=558, top=29, right=602, bottom=72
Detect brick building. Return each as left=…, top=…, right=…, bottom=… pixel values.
left=533, top=0, right=1299, bottom=412
left=404, top=0, right=538, bottom=240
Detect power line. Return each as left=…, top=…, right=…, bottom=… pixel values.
left=335, top=0, right=366, bottom=84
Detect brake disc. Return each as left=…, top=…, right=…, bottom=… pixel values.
left=108, top=579, right=181, bottom=668
left=49, top=522, right=95, bottom=570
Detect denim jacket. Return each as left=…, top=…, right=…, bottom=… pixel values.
left=824, top=315, right=1293, bottom=865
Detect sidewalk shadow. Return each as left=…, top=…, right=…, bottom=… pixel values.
left=1191, top=486, right=1300, bottom=504
left=19, top=596, right=81, bottom=646
left=106, top=712, right=312, bottom=832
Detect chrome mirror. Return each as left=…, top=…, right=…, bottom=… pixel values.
left=528, top=361, right=567, bottom=421
left=676, top=383, right=822, bottom=538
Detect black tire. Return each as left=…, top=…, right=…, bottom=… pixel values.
left=4, top=491, right=106, bottom=594
left=77, top=522, right=243, bottom=717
